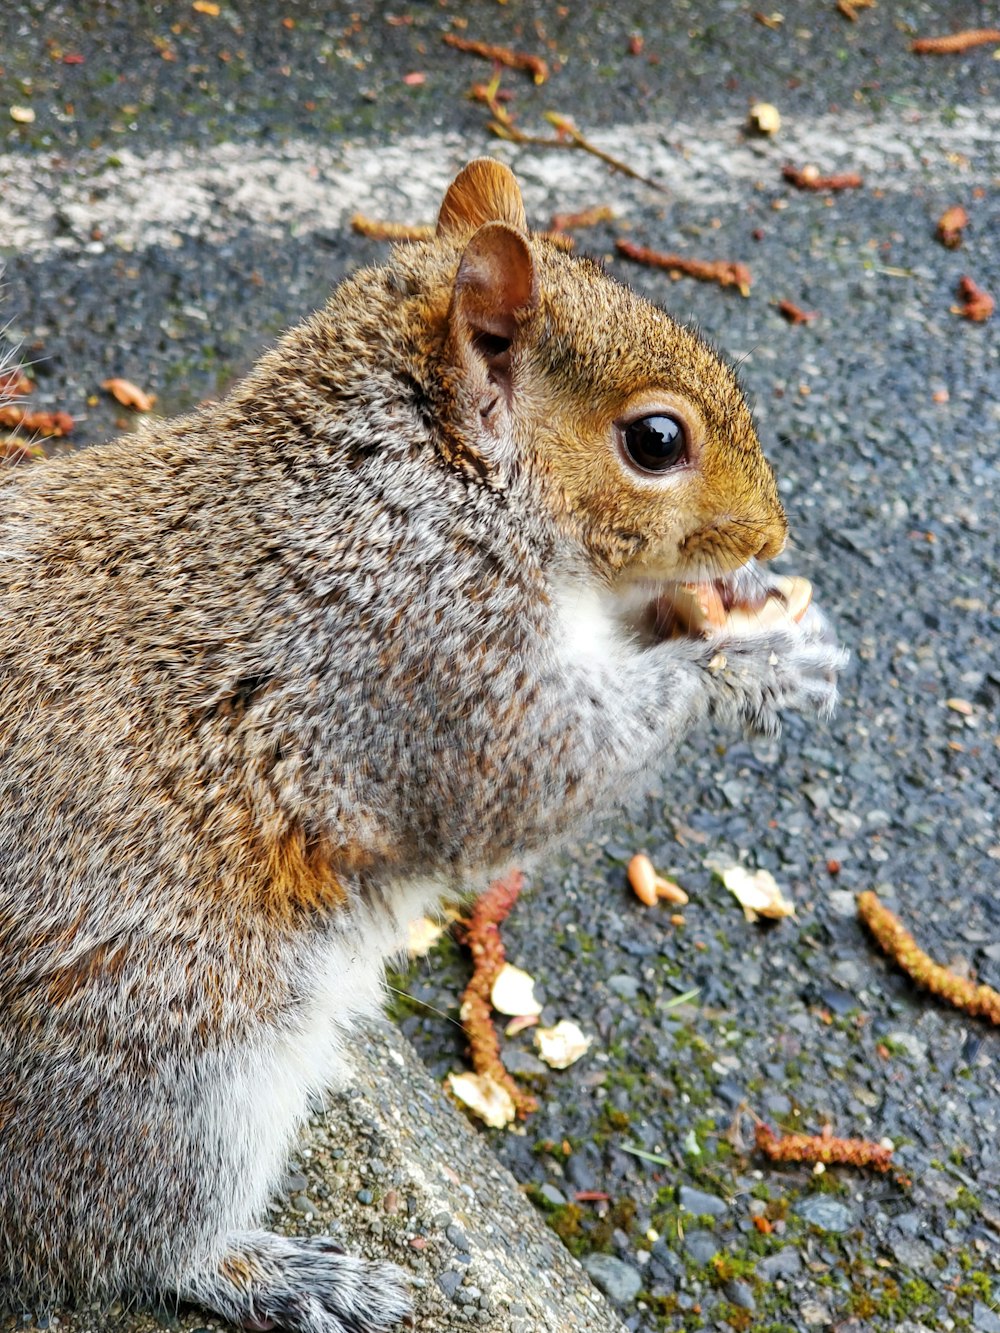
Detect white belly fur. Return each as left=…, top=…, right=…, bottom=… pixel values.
left=202, top=875, right=445, bottom=1231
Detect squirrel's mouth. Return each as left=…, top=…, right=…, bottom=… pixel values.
left=643, top=565, right=811, bottom=641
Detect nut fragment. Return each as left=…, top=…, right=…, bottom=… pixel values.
left=628, top=853, right=689, bottom=907
left=668, top=575, right=812, bottom=638
left=748, top=102, right=781, bottom=135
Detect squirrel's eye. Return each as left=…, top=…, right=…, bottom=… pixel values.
left=621, top=414, right=688, bottom=474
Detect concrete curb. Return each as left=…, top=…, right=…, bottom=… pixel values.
left=2, top=1019, right=626, bottom=1333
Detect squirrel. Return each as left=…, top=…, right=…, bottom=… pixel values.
left=0, top=159, right=843, bottom=1333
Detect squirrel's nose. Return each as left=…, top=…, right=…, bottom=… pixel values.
left=755, top=528, right=788, bottom=562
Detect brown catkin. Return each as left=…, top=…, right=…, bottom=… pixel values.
left=857, top=890, right=1000, bottom=1025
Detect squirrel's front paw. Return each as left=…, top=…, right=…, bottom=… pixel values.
left=704, top=618, right=847, bottom=737
left=179, top=1230, right=412, bottom=1333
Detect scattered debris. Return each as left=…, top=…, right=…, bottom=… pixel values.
left=550, top=204, right=615, bottom=232
left=1, top=437, right=46, bottom=463
left=192, top=1, right=221, bottom=13
left=616, top=239, right=751, bottom=296
left=446, top=1070, right=517, bottom=1128
left=442, top=32, right=549, bottom=84
left=778, top=299, right=820, bottom=324
left=9, top=106, right=35, bottom=124
left=753, top=11, right=784, bottom=29
left=755, top=1121, right=894, bottom=1172
left=748, top=102, right=781, bottom=135
left=102, top=378, right=156, bottom=411
left=911, top=28, right=1000, bottom=55
left=711, top=862, right=796, bottom=923
left=490, top=962, right=543, bottom=1018
left=627, top=34, right=644, bottom=57
left=406, top=916, right=448, bottom=958
left=456, top=871, right=538, bottom=1117
left=0, top=369, right=33, bottom=397
left=535, top=1020, right=592, bottom=1069
left=351, top=213, right=434, bottom=242
left=627, top=853, right=689, bottom=907
left=473, top=76, right=663, bottom=191
left=836, top=0, right=875, bottom=20
left=952, top=275, right=994, bottom=323
left=401, top=71, right=426, bottom=87
left=858, top=890, right=1000, bottom=1024
left=0, top=406, right=74, bottom=437
left=935, top=204, right=968, bottom=249
left=504, top=1013, right=539, bottom=1037
left=783, top=164, right=863, bottom=191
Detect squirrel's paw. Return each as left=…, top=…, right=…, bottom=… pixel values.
left=701, top=620, right=848, bottom=737
left=179, top=1230, right=413, bottom=1333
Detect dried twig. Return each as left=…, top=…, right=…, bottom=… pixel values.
left=936, top=205, right=968, bottom=249
left=836, top=0, right=875, bottom=20
left=550, top=204, right=615, bottom=232
left=0, top=405, right=74, bottom=437
left=951, top=275, right=994, bottom=323
left=755, top=1121, right=894, bottom=1172
left=474, top=76, right=664, bottom=192
left=442, top=32, right=549, bottom=84
left=616, top=238, right=752, bottom=296
left=457, top=871, right=538, bottom=1118
left=783, top=164, right=864, bottom=191
left=778, top=299, right=819, bottom=324
left=858, top=890, right=1000, bottom=1023
left=911, top=28, right=1000, bottom=55
left=351, top=214, right=434, bottom=242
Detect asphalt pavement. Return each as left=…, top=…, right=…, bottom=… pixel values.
left=3, top=3, right=998, bottom=1331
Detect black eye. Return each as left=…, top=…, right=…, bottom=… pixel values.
left=621, top=414, right=688, bottom=473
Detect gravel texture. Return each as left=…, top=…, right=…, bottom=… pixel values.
left=0, top=1020, right=624, bottom=1332
left=3, top=3, right=998, bottom=1331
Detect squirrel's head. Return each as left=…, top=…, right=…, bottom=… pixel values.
left=402, top=159, right=787, bottom=596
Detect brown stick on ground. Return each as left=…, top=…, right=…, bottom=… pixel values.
left=911, top=28, right=1000, bottom=54
left=442, top=33, right=549, bottom=84
left=783, top=164, right=863, bottom=191
left=858, top=890, right=1000, bottom=1024
left=616, top=239, right=751, bottom=296
left=755, top=1122, right=893, bottom=1172
left=458, top=871, right=538, bottom=1118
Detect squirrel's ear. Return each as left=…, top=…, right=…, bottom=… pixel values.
left=452, top=222, right=537, bottom=384
left=437, top=159, right=528, bottom=237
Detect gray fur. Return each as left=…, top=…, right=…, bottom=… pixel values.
left=0, top=163, right=843, bottom=1332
